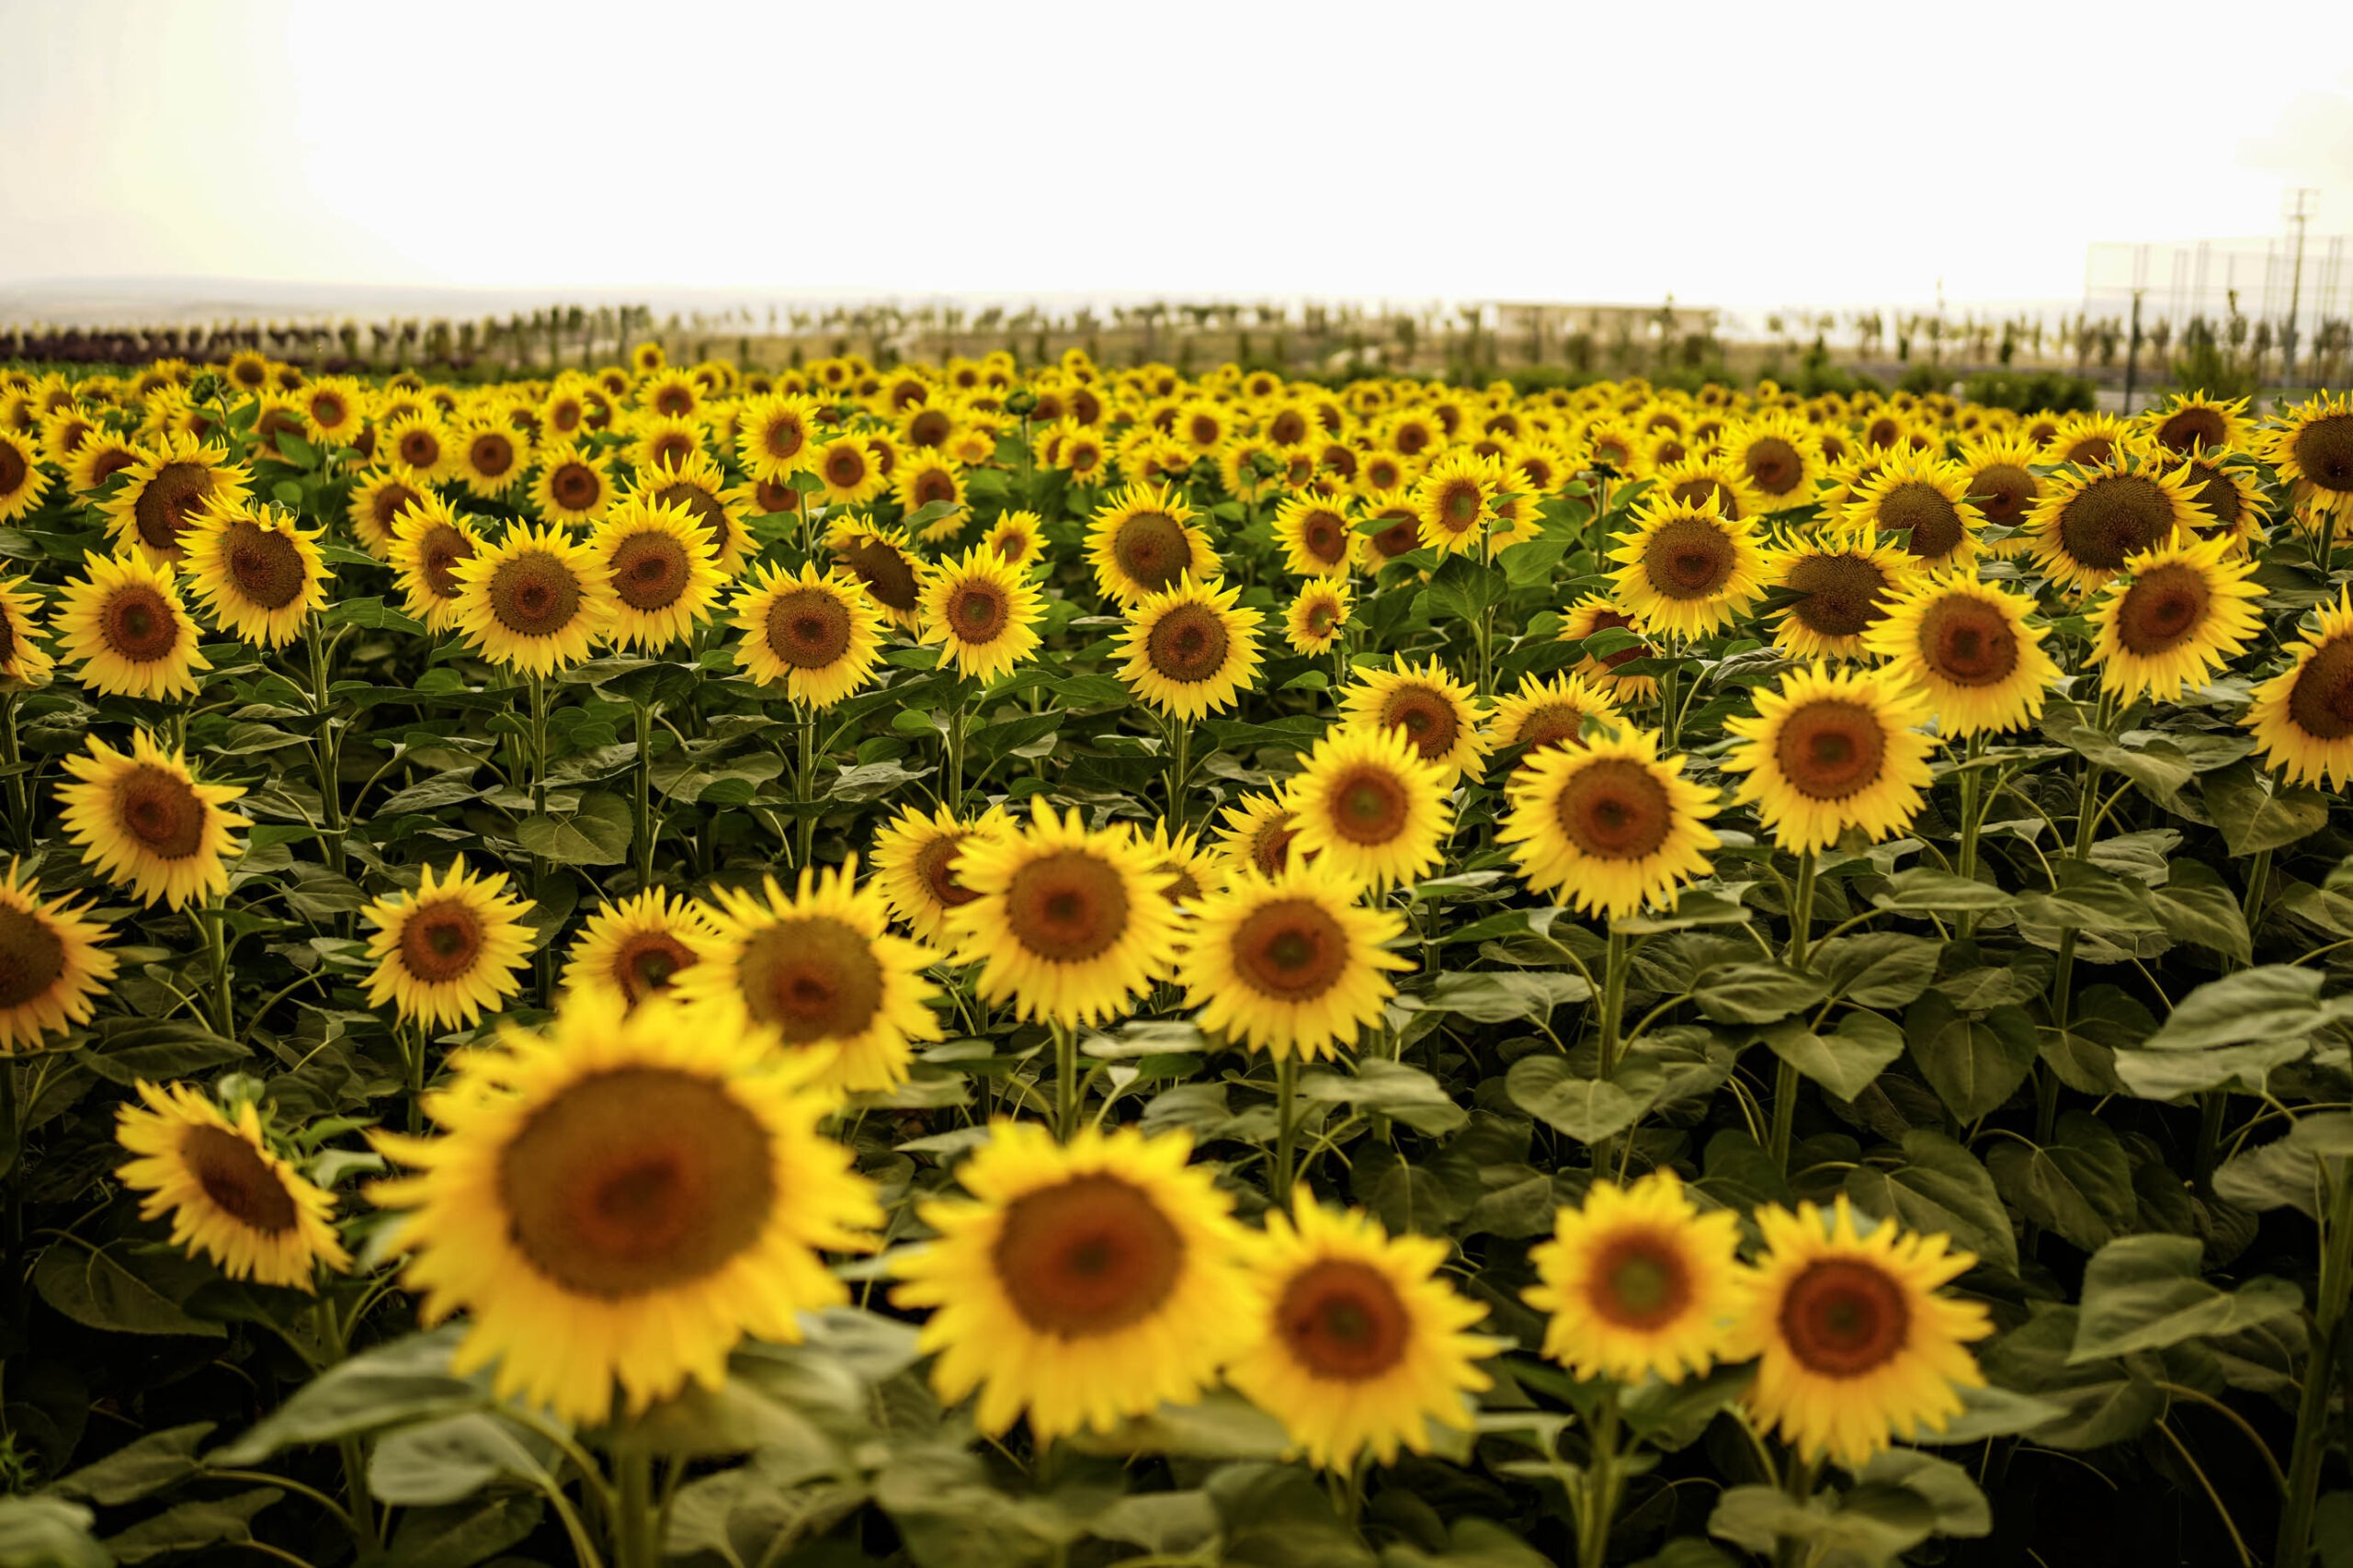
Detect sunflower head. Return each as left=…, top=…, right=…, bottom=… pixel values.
left=870, top=802, right=1017, bottom=943
left=919, top=546, right=1046, bottom=686
left=1499, top=724, right=1720, bottom=918
left=1608, top=493, right=1769, bottom=638
left=731, top=560, right=886, bottom=709
left=1862, top=573, right=2058, bottom=738
left=1284, top=721, right=1455, bottom=894
left=117, top=1081, right=349, bottom=1290
left=1525, top=1170, right=1748, bottom=1383
left=2267, top=391, right=2353, bottom=517
left=360, top=857, right=535, bottom=1030
left=591, top=497, right=726, bottom=653
left=1285, top=579, right=1356, bottom=655
left=1177, top=863, right=1411, bottom=1061
left=1086, top=482, right=1216, bottom=606
left=181, top=499, right=333, bottom=649
left=1722, top=665, right=1935, bottom=853
left=1339, top=655, right=1492, bottom=786
left=1117, top=574, right=1267, bottom=721
left=0, top=861, right=119, bottom=1051
left=449, top=523, right=618, bottom=676
left=2024, top=452, right=2212, bottom=593
left=99, top=432, right=252, bottom=564
left=2247, top=588, right=2353, bottom=786
left=2088, top=528, right=2264, bottom=704
left=55, top=729, right=249, bottom=910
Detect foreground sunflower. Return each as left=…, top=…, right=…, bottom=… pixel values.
left=0, top=576, right=55, bottom=688
left=1722, top=412, right=1824, bottom=513
left=360, top=858, right=535, bottom=1030
left=1836, top=448, right=1983, bottom=572
left=1863, top=574, right=2058, bottom=737
left=2246, top=587, right=2353, bottom=786
left=730, top=561, right=886, bottom=708
left=1500, top=726, right=1719, bottom=918
left=1484, top=670, right=1622, bottom=760
left=676, top=862, right=941, bottom=1094
left=54, top=551, right=210, bottom=699
left=1216, top=790, right=1311, bottom=880
left=1272, top=493, right=1358, bottom=576
left=1227, top=1199, right=1495, bottom=1470
left=869, top=802, right=1017, bottom=943
left=892, top=1121, right=1252, bottom=1442
left=386, top=492, right=483, bottom=633
left=824, top=517, right=926, bottom=630
left=0, top=864, right=118, bottom=1051
left=1285, top=578, right=1355, bottom=655
left=1723, top=666, right=1934, bottom=853
left=1117, top=574, right=1267, bottom=720
left=1176, top=864, right=1410, bottom=1061
left=2087, top=530, right=2264, bottom=704
left=117, top=1081, right=349, bottom=1290
left=369, top=993, right=878, bottom=1425
left=945, top=801, right=1183, bottom=1027
left=1767, top=526, right=1915, bottom=660
left=2023, top=452, right=2212, bottom=592
left=98, top=433, right=251, bottom=562
left=1340, top=655, right=1491, bottom=785
left=449, top=523, right=616, bottom=676
left=590, top=497, right=725, bottom=652
left=180, top=500, right=333, bottom=648
left=2268, top=391, right=2353, bottom=519
left=1087, top=482, right=1218, bottom=605
left=1525, top=1169, right=1749, bottom=1384
left=2145, top=390, right=2247, bottom=458
left=56, top=732, right=248, bottom=909
left=1733, top=1198, right=1990, bottom=1467
left=559, top=888, right=710, bottom=1010
left=918, top=546, right=1045, bottom=684
left=1285, top=722, right=1454, bottom=892
left=528, top=438, right=614, bottom=526
left=1608, top=494, right=1769, bottom=637
left=1412, top=449, right=1499, bottom=556
left=0, top=429, right=47, bottom=523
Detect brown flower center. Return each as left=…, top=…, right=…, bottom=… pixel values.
left=1589, top=1230, right=1693, bottom=1329
left=610, top=929, right=695, bottom=1005
left=1435, top=477, right=1483, bottom=533
left=100, top=585, right=180, bottom=662
left=823, top=446, right=869, bottom=488
left=914, top=834, right=980, bottom=910
left=1278, top=1259, right=1411, bottom=1381
left=1379, top=685, right=1459, bottom=761
left=396, top=429, right=441, bottom=470
left=735, top=917, right=883, bottom=1042
left=2157, top=405, right=2228, bottom=455
left=1779, top=1257, right=1909, bottom=1378
left=912, top=468, right=957, bottom=506
left=1774, top=699, right=1888, bottom=801
left=1370, top=516, right=1420, bottom=560
left=500, top=1066, right=774, bottom=1300
left=654, top=385, right=695, bottom=417
left=2063, top=435, right=2115, bottom=468
left=1393, top=422, right=1431, bottom=457
left=835, top=536, right=919, bottom=613
left=1643, top=517, right=1736, bottom=597
left=1250, top=812, right=1302, bottom=875
left=2056, top=474, right=2175, bottom=572
left=1231, top=898, right=1349, bottom=1001
left=764, top=587, right=854, bottom=668
left=1554, top=757, right=1672, bottom=859
left=131, top=461, right=217, bottom=555
left=1514, top=701, right=1589, bottom=752
left=993, top=1174, right=1184, bottom=1336
left=608, top=529, right=691, bottom=613
left=113, top=765, right=205, bottom=858
left=1965, top=462, right=2036, bottom=528
left=2184, top=462, right=2242, bottom=531
left=417, top=525, right=472, bottom=602
left=222, top=520, right=307, bottom=610
left=0, top=903, right=66, bottom=1008
left=1004, top=850, right=1131, bottom=963
left=1744, top=436, right=1802, bottom=496
left=87, top=448, right=140, bottom=488
left=1298, top=508, right=1349, bottom=565
left=2293, top=414, right=2353, bottom=491
left=1144, top=602, right=1231, bottom=684
left=1110, top=509, right=1191, bottom=595
left=549, top=461, right=600, bottom=511
left=370, top=480, right=423, bottom=532
left=1785, top=553, right=1890, bottom=639
left=1916, top=595, right=2018, bottom=687
left=1878, top=482, right=1964, bottom=560
left=399, top=898, right=485, bottom=983
left=1328, top=766, right=1410, bottom=846
left=181, top=1126, right=298, bottom=1233
left=0, top=442, right=28, bottom=496
left=487, top=552, right=584, bottom=638
left=467, top=432, right=515, bottom=480
left=2115, top=562, right=2211, bottom=655
left=649, top=483, right=737, bottom=562
left=906, top=408, right=950, bottom=448
left=947, top=580, right=1009, bottom=644
left=2287, top=637, right=2353, bottom=741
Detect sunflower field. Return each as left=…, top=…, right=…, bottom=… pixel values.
left=0, top=347, right=2349, bottom=1568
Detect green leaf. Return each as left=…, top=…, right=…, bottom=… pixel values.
left=1381, top=1517, right=1555, bottom=1568
left=1297, top=1060, right=1466, bottom=1136
left=1905, top=994, right=2037, bottom=1120
left=1759, top=1011, right=1904, bottom=1100
left=1612, top=889, right=1754, bottom=933
left=515, top=807, right=632, bottom=866
left=1815, top=934, right=1941, bottom=1009
left=386, top=1495, right=545, bottom=1568
left=1980, top=1306, right=2161, bottom=1449
left=1870, top=867, right=2015, bottom=914
left=2070, top=1233, right=2302, bottom=1362
left=1402, top=970, right=1591, bottom=1023
left=1986, top=1111, right=2135, bottom=1253
left=1709, top=1483, right=1934, bottom=1567
left=1906, top=1382, right=2072, bottom=1445
left=2201, top=758, right=2330, bottom=855
left=0, top=1497, right=108, bottom=1568
left=33, top=1243, right=225, bottom=1338
left=1062, top=1392, right=1293, bottom=1460
left=2147, top=859, right=2252, bottom=963
left=48, top=1423, right=213, bottom=1506
left=74, top=1017, right=248, bottom=1086
left=1505, top=1054, right=1665, bottom=1143
left=2012, top=860, right=2165, bottom=933
left=1692, top=963, right=1828, bottom=1025
left=1843, top=1130, right=2018, bottom=1275
left=103, top=1488, right=280, bottom=1565
left=2143, top=965, right=2334, bottom=1050
left=1854, top=1450, right=1991, bottom=1538
left=369, top=1414, right=562, bottom=1506
left=210, top=1328, right=483, bottom=1464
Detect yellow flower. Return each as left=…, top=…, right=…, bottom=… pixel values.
left=1608, top=493, right=1769, bottom=638
left=591, top=497, right=726, bottom=653
left=918, top=546, right=1045, bottom=685
left=730, top=561, right=886, bottom=708
left=2144, top=390, right=2248, bottom=458
left=2246, top=587, right=2353, bottom=787
left=1214, top=790, right=1312, bottom=881
left=1116, top=574, right=1266, bottom=720
left=450, top=416, right=530, bottom=499
left=1525, top=1169, right=1749, bottom=1383
left=2087, top=529, right=2264, bottom=704
left=1340, top=655, right=1491, bottom=786
left=1176, top=864, right=1410, bottom=1061
left=1412, top=449, right=1501, bottom=556
left=1836, top=447, right=1984, bottom=573
left=810, top=432, right=887, bottom=507
left=449, top=522, right=617, bottom=675
left=528, top=438, right=614, bottom=526
left=2024, top=452, right=2212, bottom=593
left=0, top=576, right=55, bottom=689
left=180, top=500, right=333, bottom=649
left=0, top=863, right=118, bottom=1051
left=0, top=429, right=47, bottom=523
left=55, top=731, right=249, bottom=910
left=1560, top=596, right=1659, bottom=702
left=869, top=801, right=1017, bottom=943
left=824, top=516, right=926, bottom=630
left=387, top=491, right=483, bottom=632
left=54, top=551, right=210, bottom=699
left=360, top=857, right=535, bottom=1029
left=1766, top=526, right=1915, bottom=661
left=1863, top=573, right=2059, bottom=738
left=734, top=392, right=823, bottom=484
left=1285, top=578, right=1355, bottom=656
left=1284, top=722, right=1454, bottom=893
left=98, top=432, right=252, bottom=564
left=2266, top=391, right=2353, bottom=518
left=1499, top=725, right=1719, bottom=918
left=559, top=888, right=710, bottom=1011
left=117, top=1082, right=349, bottom=1290
left=983, top=509, right=1046, bottom=569
left=1722, top=666, right=1934, bottom=853
left=1272, top=493, right=1359, bottom=577
left=347, top=464, right=433, bottom=558
left=628, top=451, right=752, bottom=576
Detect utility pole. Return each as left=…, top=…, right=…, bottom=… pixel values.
left=2122, top=290, right=2144, bottom=415
left=2283, top=188, right=2318, bottom=391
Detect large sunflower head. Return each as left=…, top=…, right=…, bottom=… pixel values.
left=984, top=509, right=1046, bottom=570
left=1724, top=411, right=1825, bottom=513
left=54, top=731, right=249, bottom=911
left=1339, top=655, right=1492, bottom=786
left=1560, top=595, right=1660, bottom=701
left=1227, top=1199, right=1495, bottom=1470
left=823, top=516, right=925, bottom=630
left=180, top=499, right=333, bottom=649
left=449, top=522, right=617, bottom=676
left=2247, top=588, right=2353, bottom=787
left=1284, top=721, right=1455, bottom=894
left=1483, top=669, right=1623, bottom=762
left=730, top=560, right=886, bottom=709
left=627, top=451, right=751, bottom=576
left=2024, top=451, right=2213, bottom=593
left=2145, top=390, right=2248, bottom=458
left=1836, top=448, right=1984, bottom=573
left=1733, top=1197, right=1991, bottom=1467
left=1086, top=482, right=1218, bottom=607
left=378, top=411, right=455, bottom=482
left=1608, top=492, right=1770, bottom=638
left=98, top=432, right=252, bottom=564
left=369, top=991, right=878, bottom=1425
left=1722, top=665, right=1935, bottom=853
left=1284, top=578, right=1355, bottom=656
left=1766, top=526, right=1915, bottom=660
left=1498, top=724, right=1720, bottom=919
left=919, top=545, right=1046, bottom=686
left=0, top=575, right=56, bottom=690
left=676, top=860, right=942, bottom=1095
left=1176, top=863, right=1410, bottom=1062
left=1861, top=573, right=2058, bottom=737
left=943, top=801, right=1184, bottom=1028
left=1272, top=493, right=1359, bottom=578
left=2267, top=391, right=2353, bottom=519
left=528, top=438, right=614, bottom=526
left=560, top=888, right=711, bottom=1012
left=387, top=490, right=484, bottom=633
left=53, top=551, right=210, bottom=701
left=2088, top=529, right=2264, bottom=705
left=0, top=429, right=50, bottom=524
left=1412, top=449, right=1503, bottom=557
left=117, top=1081, right=348, bottom=1290
left=347, top=464, right=433, bottom=558
left=870, top=802, right=1017, bottom=943
left=589, top=496, right=726, bottom=653
left=1952, top=430, right=2046, bottom=552
left=890, top=1120, right=1252, bottom=1442
left=0, top=862, right=118, bottom=1051
left=1116, top=574, right=1267, bottom=721
left=1525, top=1170, right=1749, bottom=1384
left=360, top=857, right=535, bottom=1030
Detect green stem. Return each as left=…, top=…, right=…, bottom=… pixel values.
left=632, top=699, right=656, bottom=887
left=1053, top=1021, right=1081, bottom=1142
left=2243, top=845, right=2275, bottom=944
left=795, top=702, right=817, bottom=870
left=1164, top=711, right=1192, bottom=828
left=404, top=1018, right=427, bottom=1136
left=1955, top=731, right=1985, bottom=938
left=1273, top=1055, right=1300, bottom=1200
left=2279, top=1152, right=2353, bottom=1568
left=528, top=672, right=550, bottom=820
left=613, top=1437, right=657, bottom=1568
left=945, top=689, right=968, bottom=811
left=1775, top=1454, right=1822, bottom=1568
left=0, top=690, right=30, bottom=857
left=1577, top=1392, right=1622, bottom=1568
left=1770, top=852, right=1819, bottom=1173
left=202, top=892, right=234, bottom=1040
left=305, top=615, right=344, bottom=878
left=1593, top=927, right=1631, bottom=1171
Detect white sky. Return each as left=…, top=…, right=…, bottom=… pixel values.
left=4, top=0, right=2351, bottom=313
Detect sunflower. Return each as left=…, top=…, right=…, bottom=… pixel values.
left=1087, top=482, right=1218, bottom=606
left=984, top=509, right=1045, bottom=569
left=2246, top=588, right=2353, bottom=786
left=1133, top=818, right=1223, bottom=907
left=892, top=452, right=969, bottom=542
left=1499, top=726, right=1719, bottom=918
left=1524, top=1170, right=1748, bottom=1384
left=1176, top=865, right=1410, bottom=1061
left=2267, top=392, right=2353, bottom=519
left=347, top=464, right=432, bottom=557
left=590, top=498, right=725, bottom=653
left=944, top=801, right=1183, bottom=1028
left=2176, top=452, right=2271, bottom=550
left=676, top=862, right=941, bottom=1095
left=1837, top=449, right=1983, bottom=573
left=527, top=439, right=613, bottom=526
left=730, top=561, right=886, bottom=708
left=804, top=432, right=883, bottom=508
left=387, top=491, right=483, bottom=633
left=2087, top=530, right=2263, bottom=704
left=56, top=732, right=248, bottom=911
left=449, top=522, right=615, bottom=676
left=1117, top=575, right=1266, bottom=721
left=1284, top=578, right=1354, bottom=657
left=1412, top=449, right=1502, bottom=556
left=0, top=863, right=118, bottom=1051
left=2041, top=411, right=2139, bottom=471
left=1484, top=669, right=1622, bottom=760
left=378, top=411, right=455, bottom=482
left=2145, top=391, right=2248, bottom=458
left=369, top=992, right=876, bottom=1425
left=1651, top=454, right=1763, bottom=521
left=98, top=433, right=251, bottom=563
left=116, top=1082, right=348, bottom=1290
left=1723, top=666, right=1934, bottom=853
left=1215, top=790, right=1312, bottom=880
left=639, top=368, right=703, bottom=420
left=1608, top=494, right=1768, bottom=638
left=627, top=413, right=706, bottom=477
left=870, top=802, right=1017, bottom=943
left=1733, top=1198, right=1990, bottom=1467
left=560, top=889, right=710, bottom=1011
left=1722, top=413, right=1824, bottom=513
left=919, top=546, right=1045, bottom=684
left=1560, top=596, right=1660, bottom=702
left=0, top=429, right=48, bottom=524
left=442, top=417, right=526, bottom=498
left=360, top=857, right=534, bottom=1030
left=891, top=1120, right=1251, bottom=1442
left=1952, top=431, right=2045, bottom=550
left=1866, top=574, right=2057, bottom=736
left=2024, top=451, right=2212, bottom=593
left=1339, top=655, right=1491, bottom=786
left=1272, top=494, right=1358, bottom=577
left=53, top=551, right=210, bottom=699
left=824, top=516, right=926, bottom=630
left=1767, top=526, right=1915, bottom=661
left=0, top=576, right=55, bottom=689
left=38, top=404, right=99, bottom=466
left=68, top=433, right=146, bottom=496
left=180, top=501, right=333, bottom=649
left=297, top=376, right=364, bottom=447
left=1284, top=722, right=1454, bottom=893
left=630, top=452, right=752, bottom=576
